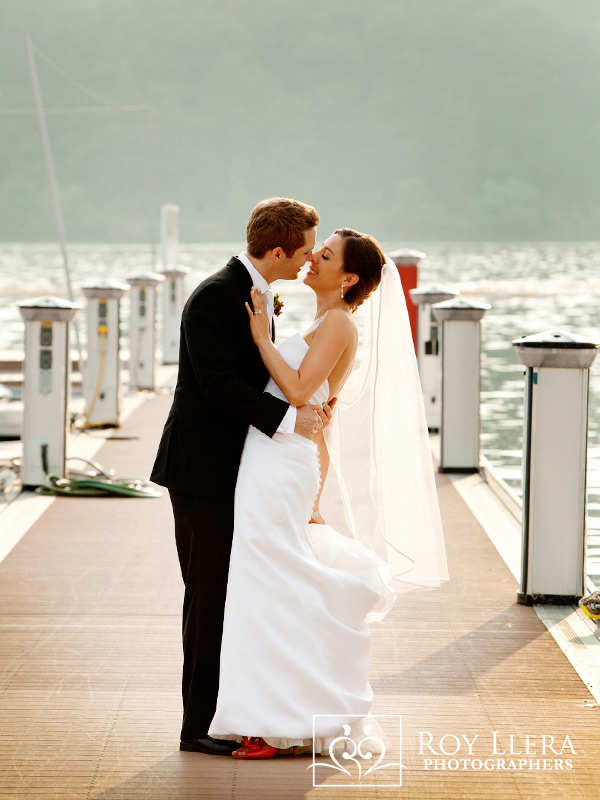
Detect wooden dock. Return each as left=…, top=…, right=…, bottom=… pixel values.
left=1, top=389, right=600, bottom=799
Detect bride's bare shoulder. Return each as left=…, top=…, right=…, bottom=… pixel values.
left=321, top=308, right=357, bottom=331
left=321, top=309, right=358, bottom=342
left=305, top=309, right=357, bottom=348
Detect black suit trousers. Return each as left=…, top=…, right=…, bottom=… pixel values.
left=168, top=489, right=235, bottom=740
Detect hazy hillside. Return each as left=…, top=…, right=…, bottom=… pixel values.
left=1, top=0, right=599, bottom=242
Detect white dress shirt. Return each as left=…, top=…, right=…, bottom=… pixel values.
left=237, top=251, right=297, bottom=434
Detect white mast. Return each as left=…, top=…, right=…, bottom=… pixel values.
left=25, top=33, right=82, bottom=362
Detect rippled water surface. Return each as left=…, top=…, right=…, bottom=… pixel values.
left=2, top=241, right=600, bottom=577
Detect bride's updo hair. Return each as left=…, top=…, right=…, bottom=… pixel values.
left=335, top=228, right=386, bottom=311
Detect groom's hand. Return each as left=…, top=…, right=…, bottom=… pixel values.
left=294, top=398, right=338, bottom=439
left=294, top=404, right=323, bottom=439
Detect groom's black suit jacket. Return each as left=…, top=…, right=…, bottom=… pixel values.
left=150, top=256, right=289, bottom=499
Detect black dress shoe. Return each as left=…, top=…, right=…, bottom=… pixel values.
left=180, top=736, right=239, bottom=755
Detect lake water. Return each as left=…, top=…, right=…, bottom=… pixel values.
left=1, top=241, right=600, bottom=579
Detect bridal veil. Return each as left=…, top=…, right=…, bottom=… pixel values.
left=321, top=258, right=449, bottom=615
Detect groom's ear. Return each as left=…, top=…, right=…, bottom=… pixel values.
left=271, top=246, right=285, bottom=260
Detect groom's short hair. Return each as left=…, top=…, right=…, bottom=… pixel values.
left=246, top=197, right=319, bottom=259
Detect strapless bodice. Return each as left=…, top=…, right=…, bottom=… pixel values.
left=265, top=333, right=329, bottom=406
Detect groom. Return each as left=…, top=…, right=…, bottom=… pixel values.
left=150, top=197, right=328, bottom=755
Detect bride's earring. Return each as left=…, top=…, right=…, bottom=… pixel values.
left=341, top=284, right=345, bottom=299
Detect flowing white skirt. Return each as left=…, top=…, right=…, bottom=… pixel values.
left=208, top=426, right=392, bottom=752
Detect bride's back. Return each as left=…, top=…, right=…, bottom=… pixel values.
left=302, top=309, right=359, bottom=401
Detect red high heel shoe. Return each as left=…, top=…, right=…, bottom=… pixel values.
left=232, top=737, right=280, bottom=759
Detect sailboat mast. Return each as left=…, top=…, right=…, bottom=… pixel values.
left=25, top=33, right=82, bottom=360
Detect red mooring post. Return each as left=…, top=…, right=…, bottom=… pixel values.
left=388, top=249, right=426, bottom=351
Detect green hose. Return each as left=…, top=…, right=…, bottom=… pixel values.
left=36, top=473, right=162, bottom=498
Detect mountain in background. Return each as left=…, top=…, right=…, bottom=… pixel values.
left=1, top=0, right=599, bottom=242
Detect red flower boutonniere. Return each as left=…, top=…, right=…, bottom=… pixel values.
left=273, top=293, right=284, bottom=317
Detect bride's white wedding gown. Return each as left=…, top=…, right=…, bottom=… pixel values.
left=208, top=334, right=392, bottom=751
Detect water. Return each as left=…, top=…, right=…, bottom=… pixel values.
left=2, top=241, right=600, bottom=578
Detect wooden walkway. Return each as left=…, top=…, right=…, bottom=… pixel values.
left=1, top=391, right=599, bottom=799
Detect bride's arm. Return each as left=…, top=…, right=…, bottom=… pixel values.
left=245, top=289, right=356, bottom=406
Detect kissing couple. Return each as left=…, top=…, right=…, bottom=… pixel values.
left=150, top=197, right=448, bottom=759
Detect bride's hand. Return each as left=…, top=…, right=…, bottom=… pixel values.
left=320, top=397, right=337, bottom=430
left=245, top=288, right=271, bottom=344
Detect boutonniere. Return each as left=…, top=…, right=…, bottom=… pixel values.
left=273, top=292, right=284, bottom=317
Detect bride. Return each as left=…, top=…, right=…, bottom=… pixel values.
left=208, top=228, right=448, bottom=758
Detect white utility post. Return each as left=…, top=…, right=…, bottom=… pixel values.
left=127, top=272, right=164, bottom=390
left=161, top=266, right=190, bottom=365
left=433, top=297, right=490, bottom=473
left=81, top=280, right=129, bottom=427
left=513, top=329, right=599, bottom=605
left=18, top=296, right=79, bottom=487
left=409, top=286, right=459, bottom=431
